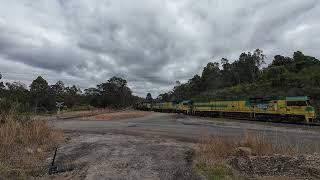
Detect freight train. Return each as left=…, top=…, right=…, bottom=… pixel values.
left=136, top=96, right=317, bottom=123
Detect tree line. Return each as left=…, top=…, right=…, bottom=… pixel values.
left=0, top=75, right=142, bottom=114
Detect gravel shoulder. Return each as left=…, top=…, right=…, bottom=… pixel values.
left=41, top=132, right=200, bottom=180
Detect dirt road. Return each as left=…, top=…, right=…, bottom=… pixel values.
left=53, top=112, right=320, bottom=147
left=46, top=112, right=320, bottom=179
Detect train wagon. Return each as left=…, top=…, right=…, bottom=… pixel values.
left=135, top=102, right=152, bottom=111
left=152, top=102, right=177, bottom=113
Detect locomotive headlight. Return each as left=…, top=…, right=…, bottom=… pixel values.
left=306, top=106, right=316, bottom=120
left=306, top=106, right=315, bottom=112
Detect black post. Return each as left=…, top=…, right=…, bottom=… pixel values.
left=49, top=147, right=58, bottom=175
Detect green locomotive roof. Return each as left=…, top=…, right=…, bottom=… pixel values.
left=285, top=96, right=309, bottom=101
left=157, top=96, right=310, bottom=104
left=192, top=96, right=309, bottom=103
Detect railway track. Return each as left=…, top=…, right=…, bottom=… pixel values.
left=162, top=110, right=320, bottom=127
left=201, top=114, right=320, bottom=127
left=138, top=107, right=319, bottom=127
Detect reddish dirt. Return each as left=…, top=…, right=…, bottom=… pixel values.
left=58, top=109, right=116, bottom=119
left=93, top=111, right=151, bottom=121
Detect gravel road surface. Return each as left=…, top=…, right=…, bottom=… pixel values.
left=53, top=112, right=320, bottom=147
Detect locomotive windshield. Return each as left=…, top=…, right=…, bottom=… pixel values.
left=287, top=101, right=308, bottom=106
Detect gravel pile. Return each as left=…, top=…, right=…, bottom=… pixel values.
left=229, top=153, right=320, bottom=179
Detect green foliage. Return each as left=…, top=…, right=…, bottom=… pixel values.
left=195, top=162, right=230, bottom=180
left=161, top=49, right=267, bottom=102
left=93, top=76, right=133, bottom=108
left=30, top=76, right=50, bottom=112
left=272, top=55, right=293, bottom=66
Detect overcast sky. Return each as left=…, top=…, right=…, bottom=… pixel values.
left=0, top=0, right=319, bottom=97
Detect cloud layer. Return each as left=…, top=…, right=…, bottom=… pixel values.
left=0, top=0, right=319, bottom=96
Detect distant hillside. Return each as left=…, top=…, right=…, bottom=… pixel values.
left=156, top=50, right=320, bottom=114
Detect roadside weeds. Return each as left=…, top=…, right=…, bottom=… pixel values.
left=0, top=110, right=64, bottom=179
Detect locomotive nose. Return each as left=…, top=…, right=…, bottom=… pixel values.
left=306, top=106, right=315, bottom=112
left=306, top=106, right=316, bottom=121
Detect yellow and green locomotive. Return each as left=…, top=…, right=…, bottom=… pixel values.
left=191, top=96, right=316, bottom=123
left=137, top=96, right=317, bottom=123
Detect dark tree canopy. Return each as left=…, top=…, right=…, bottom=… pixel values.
left=0, top=73, right=4, bottom=90
left=30, top=76, right=48, bottom=94
left=94, top=76, right=133, bottom=108
left=146, top=93, right=153, bottom=102
left=272, top=55, right=293, bottom=66
left=30, top=76, right=49, bottom=112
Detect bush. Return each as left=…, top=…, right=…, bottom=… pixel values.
left=195, top=162, right=231, bottom=180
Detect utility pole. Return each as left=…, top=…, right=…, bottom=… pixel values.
left=56, top=102, right=64, bottom=114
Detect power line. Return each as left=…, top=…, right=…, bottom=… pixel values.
left=0, top=71, right=48, bottom=75
left=0, top=71, right=82, bottom=80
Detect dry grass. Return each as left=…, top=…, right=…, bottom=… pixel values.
left=241, top=131, right=299, bottom=156
left=194, top=130, right=307, bottom=179
left=0, top=111, right=64, bottom=178
left=197, top=130, right=300, bottom=161
left=94, top=111, right=151, bottom=121
left=58, top=108, right=151, bottom=121
left=58, top=108, right=116, bottom=119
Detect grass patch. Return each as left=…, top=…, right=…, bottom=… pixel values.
left=0, top=110, right=64, bottom=179
left=195, top=161, right=231, bottom=180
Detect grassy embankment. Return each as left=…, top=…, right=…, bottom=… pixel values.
left=0, top=110, right=64, bottom=179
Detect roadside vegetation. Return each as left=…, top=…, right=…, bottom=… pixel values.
left=0, top=109, right=64, bottom=179
left=195, top=131, right=320, bottom=179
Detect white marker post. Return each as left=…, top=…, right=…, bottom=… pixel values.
left=56, top=102, right=64, bottom=114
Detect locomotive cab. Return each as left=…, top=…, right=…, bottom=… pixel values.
left=178, top=100, right=193, bottom=115
left=285, top=97, right=316, bottom=123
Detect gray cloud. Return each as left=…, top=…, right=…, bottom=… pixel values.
left=0, top=0, right=319, bottom=97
